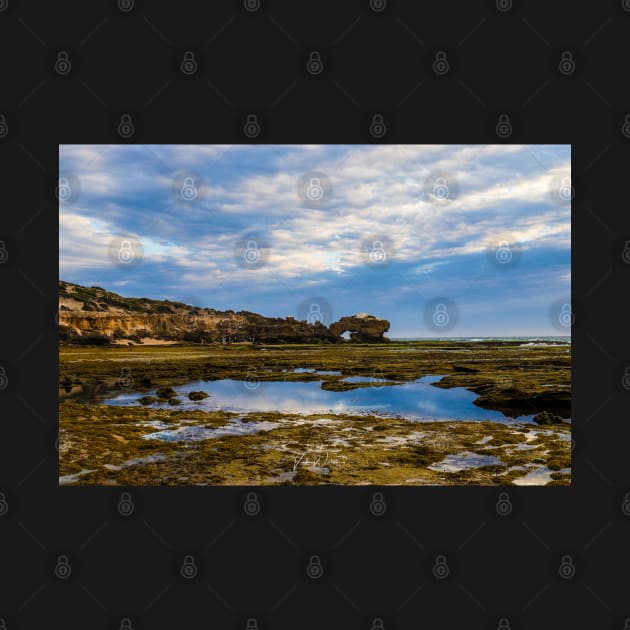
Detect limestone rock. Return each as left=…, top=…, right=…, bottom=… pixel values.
left=329, top=314, right=390, bottom=342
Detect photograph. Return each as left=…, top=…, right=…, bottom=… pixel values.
left=58, top=144, right=571, bottom=486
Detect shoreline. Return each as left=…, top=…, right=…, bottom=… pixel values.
left=59, top=340, right=571, bottom=486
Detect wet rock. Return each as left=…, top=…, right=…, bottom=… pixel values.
left=156, top=387, right=177, bottom=399
left=533, top=411, right=565, bottom=425
left=188, top=391, right=209, bottom=401
left=138, top=396, right=157, bottom=405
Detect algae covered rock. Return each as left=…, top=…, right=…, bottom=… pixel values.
left=533, top=411, right=565, bottom=425
left=138, top=396, right=158, bottom=405
left=188, top=391, right=209, bottom=401
left=156, top=387, right=177, bottom=399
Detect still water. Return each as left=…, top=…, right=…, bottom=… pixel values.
left=103, top=375, right=534, bottom=423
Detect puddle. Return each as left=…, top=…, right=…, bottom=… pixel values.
left=377, top=432, right=427, bottom=447
left=265, top=470, right=297, bottom=484
left=59, top=468, right=95, bottom=486
left=103, top=375, right=533, bottom=424
left=294, top=368, right=341, bottom=375
left=341, top=376, right=393, bottom=383
left=474, top=436, right=493, bottom=445
left=143, top=418, right=281, bottom=442
left=512, top=466, right=570, bottom=486
left=509, top=443, right=541, bottom=451
left=103, top=453, right=168, bottom=471
left=428, top=451, right=506, bottom=472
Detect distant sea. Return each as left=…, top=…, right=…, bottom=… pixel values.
left=389, top=336, right=571, bottom=343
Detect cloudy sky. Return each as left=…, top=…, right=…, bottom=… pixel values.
left=59, top=144, right=571, bottom=338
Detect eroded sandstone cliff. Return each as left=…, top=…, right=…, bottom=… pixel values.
left=58, top=281, right=389, bottom=344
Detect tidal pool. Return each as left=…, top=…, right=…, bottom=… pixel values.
left=103, top=375, right=534, bottom=423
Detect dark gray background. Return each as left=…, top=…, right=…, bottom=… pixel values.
left=1, top=0, right=629, bottom=628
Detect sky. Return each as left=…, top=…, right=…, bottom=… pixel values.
left=59, top=144, right=571, bottom=338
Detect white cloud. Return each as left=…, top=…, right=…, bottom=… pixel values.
left=59, top=144, right=570, bottom=292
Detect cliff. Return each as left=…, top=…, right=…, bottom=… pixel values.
left=58, top=281, right=389, bottom=345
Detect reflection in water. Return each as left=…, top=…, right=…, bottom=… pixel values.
left=428, top=451, right=505, bottom=472
left=103, top=374, right=534, bottom=424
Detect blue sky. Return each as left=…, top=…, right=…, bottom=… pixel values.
left=59, top=144, right=571, bottom=337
